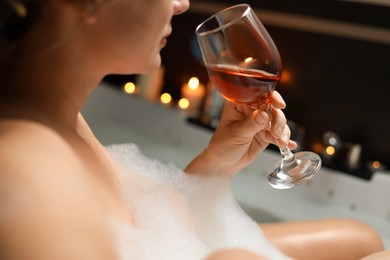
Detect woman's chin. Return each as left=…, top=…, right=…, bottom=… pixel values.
left=136, top=57, right=162, bottom=75
left=137, top=62, right=162, bottom=75
left=110, top=55, right=162, bottom=76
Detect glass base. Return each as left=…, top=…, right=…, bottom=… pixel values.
left=267, top=151, right=322, bottom=189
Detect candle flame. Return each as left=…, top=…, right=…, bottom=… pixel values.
left=372, top=161, right=381, bottom=169
left=123, top=82, right=137, bottom=94
left=160, top=93, right=172, bottom=104
left=178, top=98, right=189, bottom=109
left=325, top=146, right=335, bottom=156
left=188, top=77, right=199, bottom=90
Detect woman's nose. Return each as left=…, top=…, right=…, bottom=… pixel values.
left=173, top=0, right=190, bottom=15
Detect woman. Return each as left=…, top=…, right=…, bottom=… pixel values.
left=0, top=0, right=387, bottom=259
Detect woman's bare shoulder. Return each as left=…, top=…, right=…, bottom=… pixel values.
left=0, top=120, right=117, bottom=259
left=0, top=119, right=68, bottom=145
left=0, top=119, right=67, bottom=147
left=0, top=119, right=83, bottom=177
left=0, top=119, right=99, bottom=203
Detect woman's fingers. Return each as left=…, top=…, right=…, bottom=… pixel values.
left=260, top=128, right=297, bottom=150
left=269, top=92, right=299, bottom=150
left=223, top=99, right=297, bottom=151
left=270, top=91, right=286, bottom=109
left=270, top=106, right=287, bottom=139
left=243, top=110, right=269, bottom=137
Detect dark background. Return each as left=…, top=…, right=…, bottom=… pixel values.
left=104, top=0, right=390, bottom=179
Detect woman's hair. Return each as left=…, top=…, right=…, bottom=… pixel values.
left=0, top=0, right=44, bottom=66
left=0, top=0, right=45, bottom=43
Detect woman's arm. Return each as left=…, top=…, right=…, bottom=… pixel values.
left=206, top=218, right=388, bottom=260
left=206, top=248, right=268, bottom=260
left=260, top=219, right=385, bottom=260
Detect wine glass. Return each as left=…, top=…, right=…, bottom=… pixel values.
left=195, top=4, right=321, bottom=189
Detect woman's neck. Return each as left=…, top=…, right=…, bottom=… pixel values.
left=1, top=41, right=103, bottom=129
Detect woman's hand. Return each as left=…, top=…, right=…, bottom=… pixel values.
left=185, top=91, right=297, bottom=177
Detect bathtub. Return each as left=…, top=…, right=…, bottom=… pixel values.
left=83, top=83, right=390, bottom=248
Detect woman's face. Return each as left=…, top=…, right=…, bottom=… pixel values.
left=87, top=0, right=190, bottom=75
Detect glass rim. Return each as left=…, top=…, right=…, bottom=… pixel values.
left=195, top=3, right=251, bottom=36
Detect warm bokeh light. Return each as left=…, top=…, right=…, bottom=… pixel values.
left=312, top=142, right=323, bottom=154
left=280, top=69, right=292, bottom=85
left=372, top=161, right=381, bottom=169
left=12, top=1, right=28, bottom=17
left=188, top=77, right=200, bottom=90
left=178, top=98, right=189, bottom=109
left=123, top=82, right=137, bottom=94
left=325, top=146, right=336, bottom=156
left=160, top=93, right=172, bottom=104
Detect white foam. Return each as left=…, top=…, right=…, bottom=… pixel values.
left=106, top=143, right=290, bottom=260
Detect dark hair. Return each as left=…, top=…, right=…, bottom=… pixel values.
left=0, top=0, right=45, bottom=44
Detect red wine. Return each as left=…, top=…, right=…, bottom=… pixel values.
left=207, top=64, right=279, bottom=108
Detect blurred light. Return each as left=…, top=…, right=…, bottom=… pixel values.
left=11, top=1, right=28, bottom=17
left=346, top=144, right=362, bottom=170
left=367, top=160, right=385, bottom=173
left=160, top=93, right=172, bottom=104
left=280, top=69, right=292, bottom=85
left=123, top=82, right=137, bottom=94
left=188, top=77, right=200, bottom=90
left=244, top=57, right=254, bottom=63
left=328, top=137, right=337, bottom=146
left=178, top=98, right=189, bottom=109
left=372, top=161, right=381, bottom=169
left=323, top=131, right=342, bottom=149
left=312, top=142, right=323, bottom=154
left=325, top=146, right=336, bottom=156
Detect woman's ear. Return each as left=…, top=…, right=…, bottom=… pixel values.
left=62, top=0, right=100, bottom=25
left=84, top=0, right=100, bottom=25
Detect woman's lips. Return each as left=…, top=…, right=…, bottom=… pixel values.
left=160, top=38, right=168, bottom=47
left=161, top=29, right=171, bottom=47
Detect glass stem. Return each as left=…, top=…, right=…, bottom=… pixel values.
left=265, top=104, right=295, bottom=164
left=277, top=140, right=295, bottom=163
